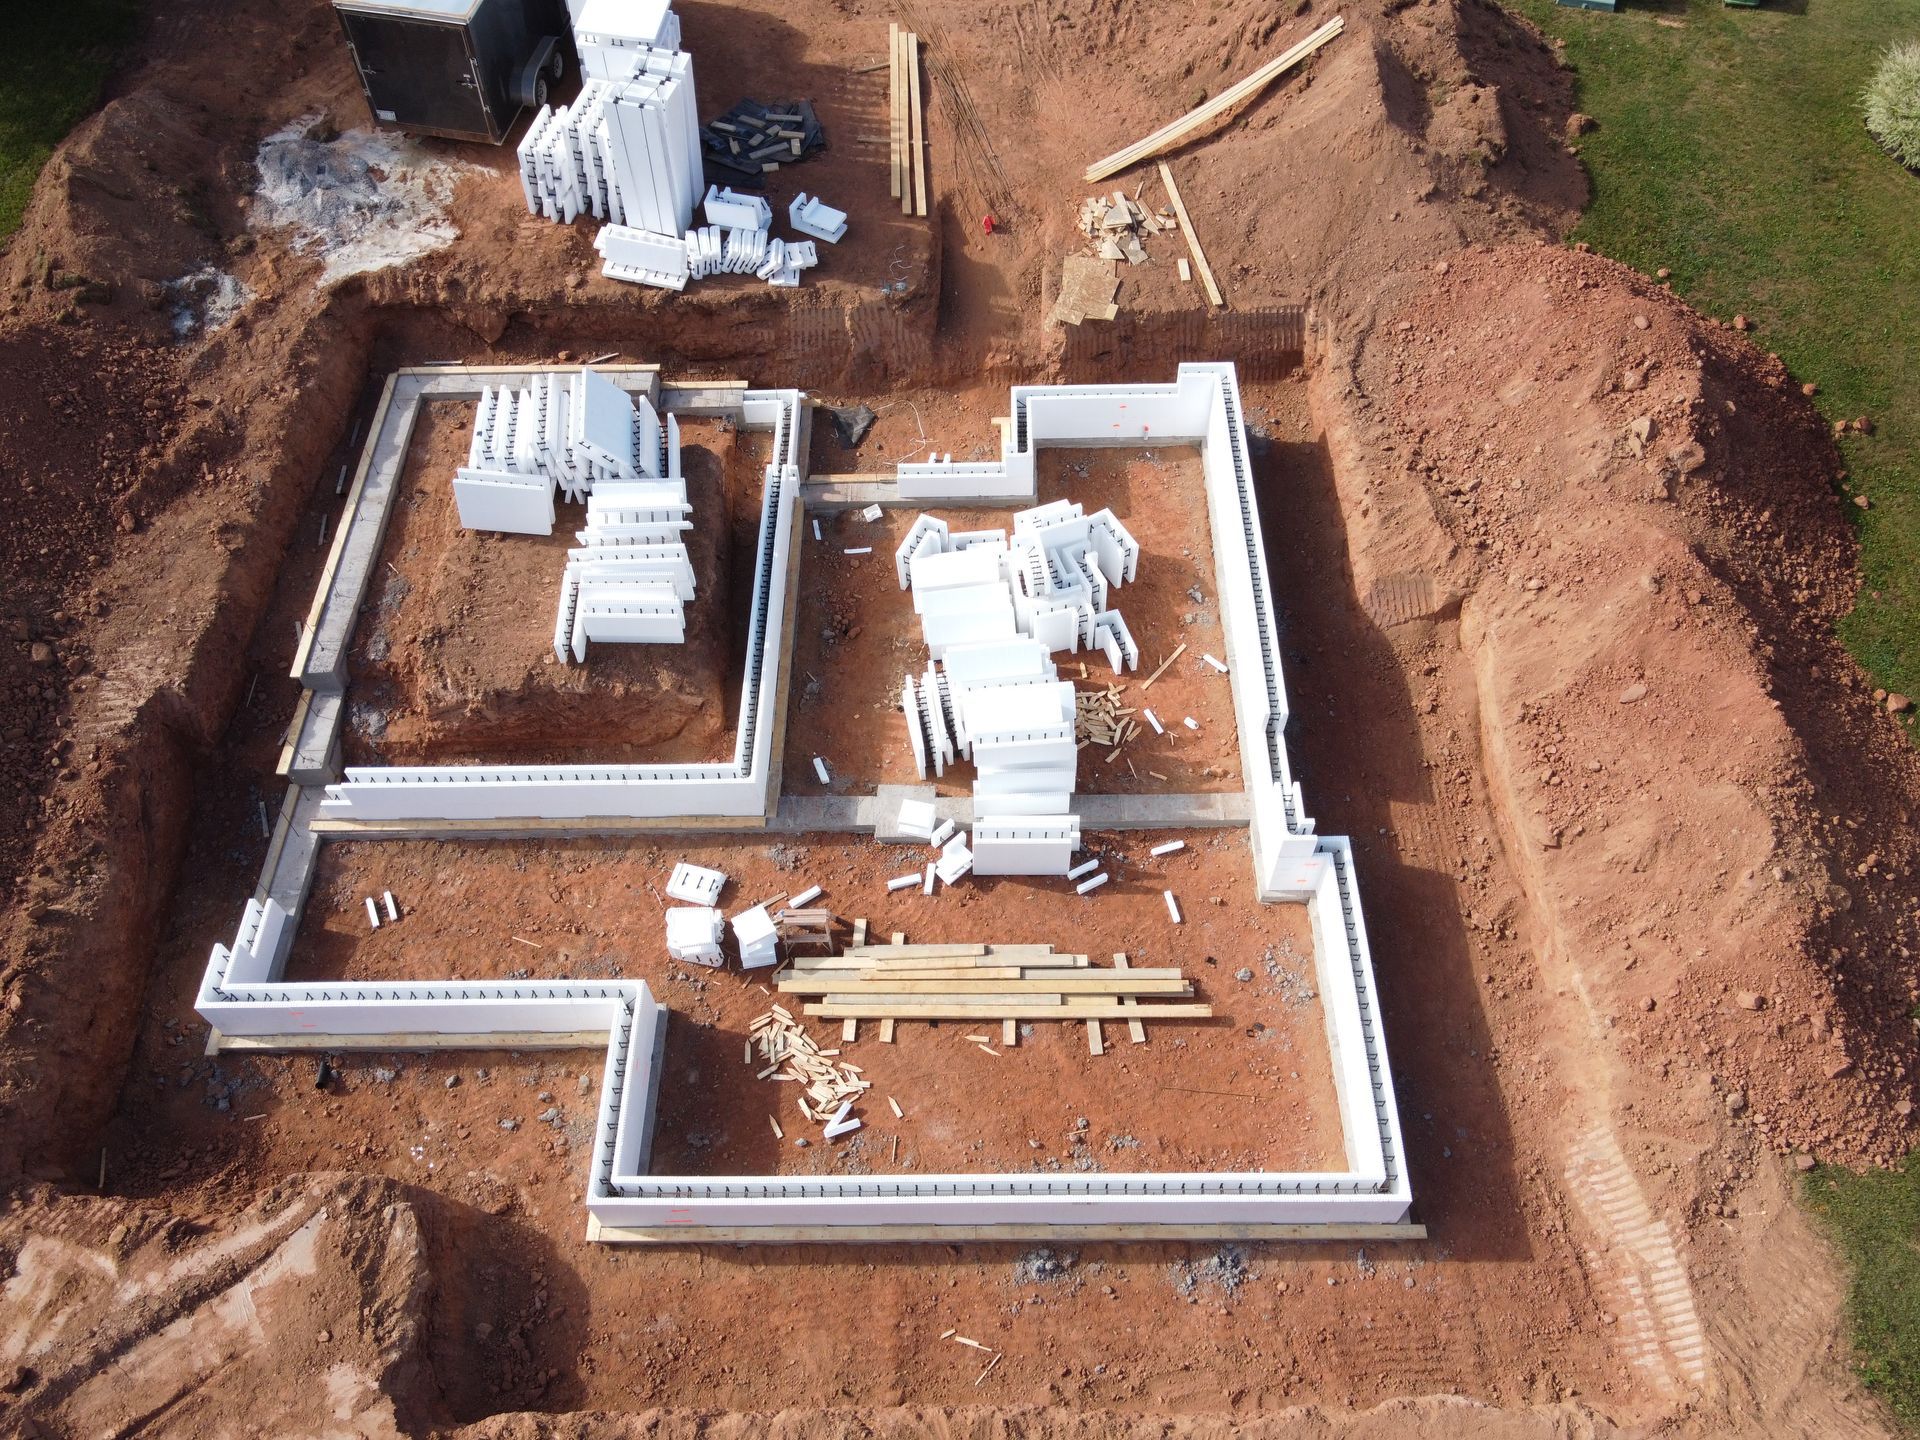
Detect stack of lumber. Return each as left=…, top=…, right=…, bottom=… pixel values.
left=749, top=1006, right=870, bottom=1126
left=777, top=944, right=1210, bottom=1021
left=889, top=23, right=927, bottom=218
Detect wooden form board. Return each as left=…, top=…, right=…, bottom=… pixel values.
left=889, top=23, right=903, bottom=200
left=780, top=977, right=1194, bottom=996
left=908, top=31, right=928, bottom=218
left=207, top=1028, right=606, bottom=1056
left=1083, top=16, right=1346, bottom=183
left=803, top=1001, right=1213, bottom=1020
left=589, top=1218, right=1429, bottom=1244
left=1159, top=163, right=1226, bottom=310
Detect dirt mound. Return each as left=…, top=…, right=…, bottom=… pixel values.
left=0, top=1174, right=431, bottom=1436
left=1332, top=242, right=1918, bottom=1165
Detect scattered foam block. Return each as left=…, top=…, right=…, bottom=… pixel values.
left=813, top=757, right=832, bottom=785
left=789, top=190, right=848, bottom=243
left=732, top=904, right=780, bottom=968
left=365, top=897, right=381, bottom=930
left=704, top=183, right=772, bottom=230
left=887, top=873, right=921, bottom=892
left=666, top=906, right=725, bottom=966
left=1067, top=858, right=1100, bottom=881
left=1164, top=891, right=1182, bottom=923
left=897, top=799, right=937, bottom=840
left=1150, top=840, right=1186, bottom=857
left=666, top=862, right=727, bottom=904
left=788, top=884, right=822, bottom=908
left=1075, top=873, right=1109, bottom=895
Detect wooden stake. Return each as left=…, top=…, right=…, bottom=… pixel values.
left=842, top=1017, right=859, bottom=1043
left=1086, top=1020, right=1104, bottom=1056
left=880, top=1018, right=897, bottom=1043
left=1142, top=642, right=1188, bottom=690
left=1002, top=1018, right=1018, bottom=1048
left=1159, top=164, right=1225, bottom=309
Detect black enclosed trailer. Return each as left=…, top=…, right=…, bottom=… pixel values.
left=334, top=0, right=572, bottom=145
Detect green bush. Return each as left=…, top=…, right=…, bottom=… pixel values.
left=1865, top=40, right=1920, bottom=171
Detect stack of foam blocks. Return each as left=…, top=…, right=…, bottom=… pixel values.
left=888, top=503, right=1143, bottom=877
left=518, top=2, right=700, bottom=284
left=545, top=375, right=697, bottom=663
left=731, top=904, right=779, bottom=969
left=666, top=906, right=725, bottom=966
left=458, top=367, right=674, bottom=533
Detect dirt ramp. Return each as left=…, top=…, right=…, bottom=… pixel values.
left=0, top=1174, right=432, bottom=1437
left=1334, top=242, right=1916, bottom=1167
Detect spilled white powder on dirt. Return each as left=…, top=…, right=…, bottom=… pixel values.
left=165, top=265, right=253, bottom=338
left=252, top=117, right=471, bottom=282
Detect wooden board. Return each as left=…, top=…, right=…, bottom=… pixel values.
left=826, top=992, right=1056, bottom=1007
left=1159, top=163, right=1225, bottom=309
left=588, top=1217, right=1429, bottom=1244
left=1086, top=1019, right=1104, bottom=1056
left=843, top=943, right=989, bottom=959
left=908, top=30, right=928, bottom=218
left=1116, top=952, right=1148, bottom=1045
left=803, top=1001, right=1213, bottom=1020
left=1082, top=16, right=1345, bottom=182
left=781, top=977, right=1193, bottom=996
left=783, top=967, right=1030, bottom=984
left=888, top=22, right=903, bottom=200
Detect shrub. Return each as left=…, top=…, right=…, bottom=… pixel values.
left=1864, top=40, right=1920, bottom=171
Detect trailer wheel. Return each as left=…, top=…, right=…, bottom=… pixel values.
left=533, top=74, right=549, bottom=109
left=549, top=47, right=565, bottom=80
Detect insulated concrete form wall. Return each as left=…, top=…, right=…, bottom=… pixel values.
left=317, top=386, right=806, bottom=822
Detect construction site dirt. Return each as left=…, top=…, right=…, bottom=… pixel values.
left=0, top=0, right=1914, bottom=1436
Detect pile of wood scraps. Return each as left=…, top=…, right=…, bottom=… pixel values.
left=749, top=1006, right=870, bottom=1138
left=1076, top=190, right=1177, bottom=265
left=889, top=24, right=928, bottom=217
left=776, top=944, right=1209, bottom=1026
left=1075, top=682, right=1141, bottom=764
left=701, top=99, right=827, bottom=187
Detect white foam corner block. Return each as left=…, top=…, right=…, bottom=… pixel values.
left=1164, top=891, right=1182, bottom=923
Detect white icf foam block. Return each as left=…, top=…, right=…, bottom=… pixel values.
left=813, top=757, right=831, bottom=785
left=1150, top=840, right=1186, bottom=857
left=887, top=873, right=921, bottom=892
left=823, top=1116, right=862, bottom=1140
left=1143, top=708, right=1164, bottom=735
left=1075, top=873, right=1109, bottom=895
left=1164, top=891, right=1182, bottom=923
left=703, top=183, right=772, bottom=230
left=1204, top=653, right=1229, bottom=673
left=383, top=891, right=399, bottom=922
left=666, top=861, right=727, bottom=905
left=788, top=190, right=848, bottom=243
left=921, top=863, right=936, bottom=896
left=861, top=503, right=883, bottom=521
left=365, top=897, right=381, bottom=930
left=787, top=884, right=822, bottom=908
left=928, top=818, right=956, bottom=849
left=1066, top=858, right=1100, bottom=881
left=896, top=798, right=936, bottom=839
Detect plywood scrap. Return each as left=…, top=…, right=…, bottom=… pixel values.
left=1051, top=255, right=1120, bottom=327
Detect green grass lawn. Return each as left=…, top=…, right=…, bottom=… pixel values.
left=1803, top=1158, right=1920, bottom=1427
left=1503, top=0, right=1920, bottom=1424
left=0, top=1, right=142, bottom=240
left=1508, top=0, right=1920, bottom=697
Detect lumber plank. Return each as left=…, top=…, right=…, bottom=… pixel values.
left=844, top=943, right=988, bottom=959
left=1116, top=952, right=1148, bottom=1044
left=780, top=976, right=1194, bottom=996
left=901, top=32, right=917, bottom=215
left=888, top=22, right=903, bottom=200
left=782, top=968, right=1030, bottom=985
left=909, top=31, right=928, bottom=218
left=1087, top=1019, right=1104, bottom=1056
left=1160, top=163, right=1225, bottom=309
left=842, top=1017, right=859, bottom=1042
left=207, top=1028, right=606, bottom=1055
left=1083, top=16, right=1345, bottom=183
left=880, top=1018, right=896, bottom=1043
left=804, top=1001, right=1214, bottom=1020
left=828, top=992, right=1057, bottom=1007
left=1002, top=1018, right=1017, bottom=1047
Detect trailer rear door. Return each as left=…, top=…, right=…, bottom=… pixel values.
left=338, top=10, right=498, bottom=141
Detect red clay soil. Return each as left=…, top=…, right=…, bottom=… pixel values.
left=788, top=442, right=1242, bottom=797
left=346, top=408, right=765, bottom=766
left=281, top=828, right=1341, bottom=1177
left=0, top=0, right=1912, bottom=1436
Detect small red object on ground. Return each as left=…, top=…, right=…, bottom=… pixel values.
left=982, top=214, right=995, bottom=235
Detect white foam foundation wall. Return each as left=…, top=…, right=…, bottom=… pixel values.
left=324, top=390, right=803, bottom=822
